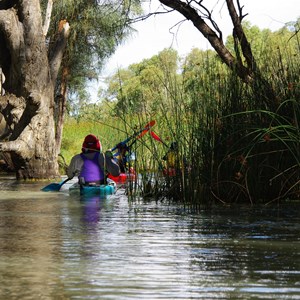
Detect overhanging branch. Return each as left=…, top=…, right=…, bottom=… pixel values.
left=226, top=0, right=256, bottom=72
left=158, top=0, right=236, bottom=71
left=158, top=0, right=254, bottom=82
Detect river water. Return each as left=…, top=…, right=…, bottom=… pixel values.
left=0, top=176, right=299, bottom=300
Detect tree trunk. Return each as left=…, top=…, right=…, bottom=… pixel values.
left=0, top=0, right=69, bottom=179
left=55, top=66, right=69, bottom=151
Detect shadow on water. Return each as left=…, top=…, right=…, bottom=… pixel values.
left=0, top=175, right=299, bottom=299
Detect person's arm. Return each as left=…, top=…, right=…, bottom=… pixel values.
left=67, top=154, right=83, bottom=179
left=102, top=151, right=120, bottom=177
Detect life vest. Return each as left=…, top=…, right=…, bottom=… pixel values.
left=79, top=152, right=104, bottom=183
left=166, top=151, right=176, bottom=168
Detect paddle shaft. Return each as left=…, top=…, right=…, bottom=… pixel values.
left=111, top=120, right=155, bottom=151
left=60, top=177, right=71, bottom=187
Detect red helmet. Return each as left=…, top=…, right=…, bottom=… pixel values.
left=82, top=134, right=101, bottom=152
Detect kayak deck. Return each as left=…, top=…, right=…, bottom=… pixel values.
left=69, top=184, right=116, bottom=196
left=68, top=179, right=117, bottom=196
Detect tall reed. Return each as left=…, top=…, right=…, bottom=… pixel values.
left=62, top=28, right=299, bottom=206
left=131, top=42, right=300, bottom=206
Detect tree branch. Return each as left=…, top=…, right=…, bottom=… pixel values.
left=43, top=0, right=53, bottom=36
left=159, top=0, right=235, bottom=65
left=226, top=0, right=257, bottom=72
left=49, top=20, right=70, bottom=84
left=158, top=0, right=254, bottom=81
left=0, top=9, right=25, bottom=58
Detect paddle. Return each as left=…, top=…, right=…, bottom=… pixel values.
left=41, top=177, right=71, bottom=192
left=111, top=120, right=155, bottom=151
left=111, top=121, right=155, bottom=170
left=150, top=131, right=169, bottom=148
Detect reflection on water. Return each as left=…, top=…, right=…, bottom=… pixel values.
left=0, top=178, right=299, bottom=299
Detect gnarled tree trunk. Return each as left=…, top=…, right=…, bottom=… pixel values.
left=0, top=0, right=69, bottom=179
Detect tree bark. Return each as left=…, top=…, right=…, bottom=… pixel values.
left=55, top=66, right=69, bottom=151
left=0, top=0, right=69, bottom=179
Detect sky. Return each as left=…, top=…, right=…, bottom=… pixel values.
left=91, top=0, right=299, bottom=97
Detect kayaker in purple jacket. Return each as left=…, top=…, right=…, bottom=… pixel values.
left=67, top=134, right=120, bottom=185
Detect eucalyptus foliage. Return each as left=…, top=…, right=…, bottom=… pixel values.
left=41, top=0, right=142, bottom=103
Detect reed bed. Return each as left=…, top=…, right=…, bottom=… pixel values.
left=132, top=47, right=298, bottom=206
left=62, top=28, right=299, bottom=206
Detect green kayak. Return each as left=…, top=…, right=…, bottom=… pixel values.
left=69, top=179, right=116, bottom=196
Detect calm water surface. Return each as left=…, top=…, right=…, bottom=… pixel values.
left=0, top=176, right=299, bottom=299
